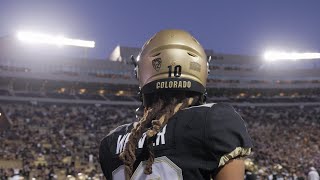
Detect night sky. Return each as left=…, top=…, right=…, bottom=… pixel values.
left=0, top=0, right=320, bottom=59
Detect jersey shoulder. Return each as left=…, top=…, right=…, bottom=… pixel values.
left=100, top=123, right=133, bottom=148
left=107, top=123, right=133, bottom=136
left=182, top=102, right=235, bottom=120
left=184, top=102, right=217, bottom=110
left=182, top=102, right=245, bottom=129
left=203, top=102, right=249, bottom=136
left=180, top=103, right=216, bottom=118
left=204, top=103, right=253, bottom=167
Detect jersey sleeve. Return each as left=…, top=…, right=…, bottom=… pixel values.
left=99, top=137, right=113, bottom=180
left=205, top=103, right=253, bottom=168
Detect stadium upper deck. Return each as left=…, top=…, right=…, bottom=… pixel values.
left=0, top=35, right=320, bottom=104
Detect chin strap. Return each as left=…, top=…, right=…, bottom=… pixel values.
left=131, top=55, right=138, bottom=79
left=197, top=91, right=207, bottom=105
left=135, top=101, right=144, bottom=120
left=135, top=90, right=148, bottom=120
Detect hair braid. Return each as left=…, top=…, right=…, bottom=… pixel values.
left=120, top=93, right=200, bottom=179
left=119, top=98, right=165, bottom=180
left=143, top=137, right=155, bottom=174
left=144, top=95, right=200, bottom=174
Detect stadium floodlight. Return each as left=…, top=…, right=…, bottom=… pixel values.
left=16, top=31, right=95, bottom=48
left=264, top=51, right=320, bottom=61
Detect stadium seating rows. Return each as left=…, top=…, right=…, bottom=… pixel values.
left=0, top=102, right=319, bottom=179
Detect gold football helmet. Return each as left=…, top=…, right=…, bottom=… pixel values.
left=133, top=29, right=209, bottom=104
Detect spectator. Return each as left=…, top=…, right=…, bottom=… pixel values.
left=308, top=167, right=319, bottom=180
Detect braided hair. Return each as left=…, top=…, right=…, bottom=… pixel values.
left=119, top=92, right=200, bottom=180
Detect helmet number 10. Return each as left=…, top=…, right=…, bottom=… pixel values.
left=168, top=65, right=182, bottom=77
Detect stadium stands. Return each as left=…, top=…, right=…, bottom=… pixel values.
left=0, top=45, right=319, bottom=179
left=0, top=102, right=319, bottom=179
left=0, top=103, right=136, bottom=179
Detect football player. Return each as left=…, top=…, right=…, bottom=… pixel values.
left=99, top=29, right=253, bottom=180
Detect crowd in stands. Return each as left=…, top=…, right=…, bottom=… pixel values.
left=236, top=105, right=320, bottom=179
left=0, top=90, right=137, bottom=102
left=0, top=102, right=319, bottom=179
left=210, top=96, right=320, bottom=103
left=207, top=88, right=320, bottom=103
left=2, top=87, right=320, bottom=105
left=0, top=103, right=135, bottom=179
left=208, top=88, right=320, bottom=98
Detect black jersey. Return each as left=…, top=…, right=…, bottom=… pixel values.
left=99, top=103, right=253, bottom=180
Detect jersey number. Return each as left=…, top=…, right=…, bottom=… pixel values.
left=112, top=156, right=183, bottom=180
left=168, top=65, right=182, bottom=77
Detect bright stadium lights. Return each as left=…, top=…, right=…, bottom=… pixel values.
left=264, top=51, right=320, bottom=61
left=16, top=31, right=95, bottom=48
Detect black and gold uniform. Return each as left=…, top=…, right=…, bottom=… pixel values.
left=99, top=103, right=252, bottom=180
left=99, top=29, right=253, bottom=180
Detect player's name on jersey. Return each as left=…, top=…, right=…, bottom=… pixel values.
left=156, top=80, right=192, bottom=89
left=116, top=125, right=167, bottom=154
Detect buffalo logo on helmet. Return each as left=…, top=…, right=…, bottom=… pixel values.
left=152, top=58, right=162, bottom=71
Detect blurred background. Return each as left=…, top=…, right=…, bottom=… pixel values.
left=0, top=0, right=319, bottom=179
